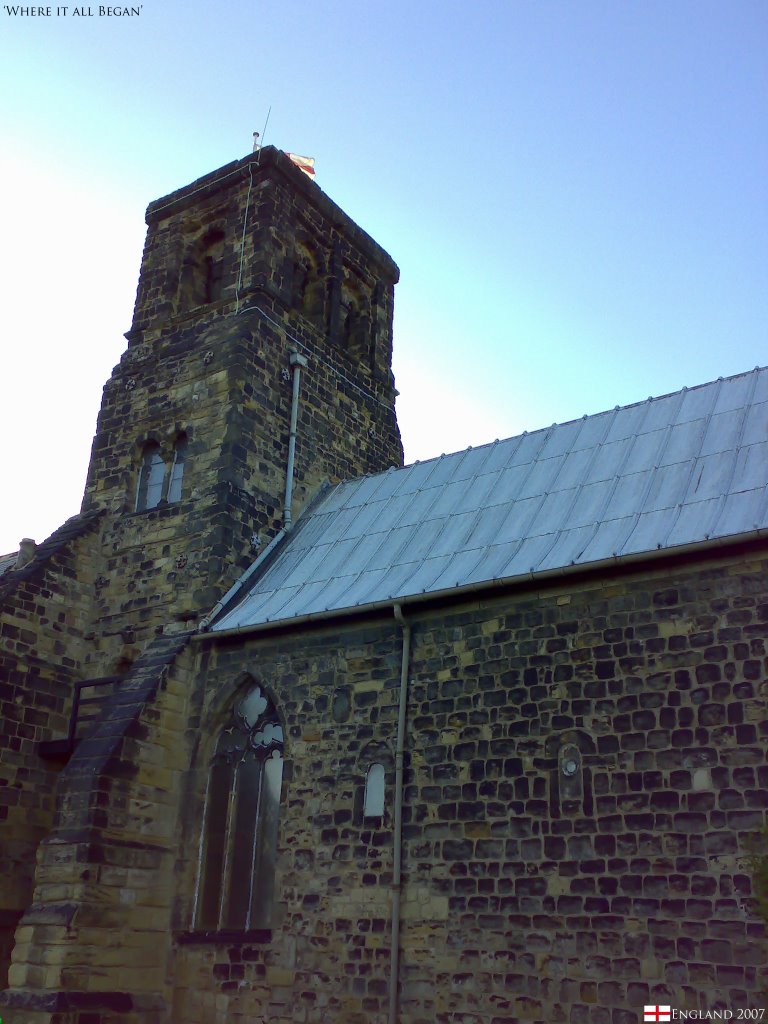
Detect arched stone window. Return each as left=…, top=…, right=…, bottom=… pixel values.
left=166, top=433, right=188, bottom=503
left=363, top=762, right=385, bottom=818
left=177, top=225, right=226, bottom=311
left=355, top=742, right=392, bottom=824
left=292, top=240, right=324, bottom=327
left=201, top=228, right=225, bottom=304
left=135, top=442, right=165, bottom=511
left=340, top=276, right=371, bottom=364
left=196, top=685, right=284, bottom=931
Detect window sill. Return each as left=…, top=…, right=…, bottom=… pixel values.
left=178, top=929, right=272, bottom=945
left=127, top=501, right=184, bottom=520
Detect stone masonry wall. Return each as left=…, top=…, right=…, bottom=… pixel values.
left=0, top=149, right=405, bottom=1016
left=4, top=539, right=764, bottom=1023
left=0, top=513, right=105, bottom=989
left=79, top=296, right=402, bottom=657
left=171, top=544, right=767, bottom=1024
left=2, top=633, right=195, bottom=1024
left=170, top=622, right=404, bottom=1024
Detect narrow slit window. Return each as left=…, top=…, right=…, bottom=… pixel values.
left=363, top=762, right=385, bottom=818
left=136, top=443, right=165, bottom=511
left=167, top=434, right=187, bottom=503
left=196, top=686, right=284, bottom=932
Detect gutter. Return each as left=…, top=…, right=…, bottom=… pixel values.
left=192, top=528, right=767, bottom=642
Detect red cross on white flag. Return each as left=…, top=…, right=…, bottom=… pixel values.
left=644, top=1007, right=672, bottom=1022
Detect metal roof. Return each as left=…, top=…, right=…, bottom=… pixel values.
left=212, top=367, right=768, bottom=632
left=0, top=552, right=17, bottom=578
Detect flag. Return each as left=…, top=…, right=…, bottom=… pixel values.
left=285, top=153, right=316, bottom=179
left=644, top=1007, right=672, bottom=1022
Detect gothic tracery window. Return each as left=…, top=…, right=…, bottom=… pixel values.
left=196, top=685, right=284, bottom=931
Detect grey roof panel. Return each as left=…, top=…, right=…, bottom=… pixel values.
left=452, top=444, right=502, bottom=479
left=687, top=453, right=736, bottom=503
left=576, top=515, right=636, bottom=563
left=631, top=465, right=682, bottom=515
left=428, top=548, right=488, bottom=591
left=622, top=428, right=669, bottom=475
left=567, top=480, right=617, bottom=529
left=497, top=495, right=553, bottom=542
left=621, top=508, right=675, bottom=555
left=700, top=407, right=747, bottom=457
left=268, top=580, right=333, bottom=621
left=556, top=447, right=601, bottom=490
left=539, top=417, right=585, bottom=458
left=604, top=402, right=651, bottom=443
left=581, top=437, right=631, bottom=484
left=603, top=471, right=654, bottom=520
left=742, top=402, right=768, bottom=446
left=717, top=488, right=766, bottom=537
left=640, top=391, right=684, bottom=431
left=678, top=382, right=719, bottom=421
left=212, top=367, right=768, bottom=632
left=661, top=420, right=708, bottom=466
left=533, top=526, right=599, bottom=573
left=465, top=499, right=530, bottom=548
left=505, top=533, right=563, bottom=576
left=505, top=429, right=552, bottom=467
left=0, top=552, right=17, bottom=577
left=733, top=442, right=768, bottom=492
left=464, top=544, right=527, bottom=585
left=665, top=498, right=723, bottom=548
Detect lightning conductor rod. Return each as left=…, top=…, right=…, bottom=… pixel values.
left=254, top=106, right=272, bottom=163
left=238, top=109, right=271, bottom=312
left=283, top=351, right=308, bottom=528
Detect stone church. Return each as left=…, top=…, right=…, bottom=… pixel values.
left=1, top=146, right=766, bottom=1024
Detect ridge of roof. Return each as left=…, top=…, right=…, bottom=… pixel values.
left=353, top=363, right=768, bottom=485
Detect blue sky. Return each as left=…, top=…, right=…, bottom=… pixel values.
left=1, top=0, right=766, bottom=553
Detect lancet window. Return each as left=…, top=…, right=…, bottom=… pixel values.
left=363, top=762, right=386, bottom=818
left=166, top=434, right=187, bottom=503
left=135, top=433, right=188, bottom=511
left=135, top=442, right=165, bottom=511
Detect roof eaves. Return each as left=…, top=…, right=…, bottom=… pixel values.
left=194, top=527, right=768, bottom=643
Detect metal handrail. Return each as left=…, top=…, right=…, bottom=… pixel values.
left=39, top=675, right=123, bottom=759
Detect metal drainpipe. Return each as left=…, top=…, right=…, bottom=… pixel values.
left=283, top=351, right=307, bottom=527
left=389, top=603, right=411, bottom=1024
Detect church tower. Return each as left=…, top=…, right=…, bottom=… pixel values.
left=80, top=146, right=403, bottom=668
left=0, top=147, right=404, bottom=1001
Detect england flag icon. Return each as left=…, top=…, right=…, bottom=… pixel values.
left=644, top=1008, right=671, bottom=1022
